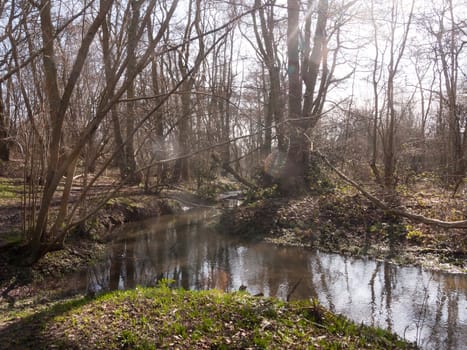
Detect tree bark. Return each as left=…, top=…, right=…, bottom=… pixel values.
left=252, top=0, right=286, bottom=155
left=123, top=0, right=143, bottom=184
left=174, top=0, right=205, bottom=183
left=101, top=6, right=127, bottom=179
left=281, top=0, right=304, bottom=194
left=0, top=84, right=9, bottom=161
left=281, top=0, right=329, bottom=195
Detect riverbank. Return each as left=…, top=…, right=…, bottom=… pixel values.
left=220, top=186, right=467, bottom=274
left=0, top=282, right=417, bottom=349
left=0, top=174, right=462, bottom=349
left=0, top=187, right=186, bottom=307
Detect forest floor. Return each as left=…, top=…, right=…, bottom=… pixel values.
left=221, top=178, right=467, bottom=274
left=0, top=283, right=417, bottom=350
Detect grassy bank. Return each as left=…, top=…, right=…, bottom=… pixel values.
left=0, top=282, right=417, bottom=350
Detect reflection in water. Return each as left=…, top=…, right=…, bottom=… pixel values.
left=70, top=209, right=466, bottom=350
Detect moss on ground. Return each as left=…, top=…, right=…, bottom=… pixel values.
left=0, top=177, right=22, bottom=200
left=0, top=283, right=417, bottom=350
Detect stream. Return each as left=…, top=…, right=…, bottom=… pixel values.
left=69, top=208, right=467, bottom=350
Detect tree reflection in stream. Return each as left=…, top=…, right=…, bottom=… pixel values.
left=71, top=209, right=466, bottom=350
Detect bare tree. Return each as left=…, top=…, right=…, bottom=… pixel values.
left=0, top=83, right=8, bottom=161
left=251, top=0, right=286, bottom=156
left=21, top=0, right=180, bottom=263
left=172, top=0, right=206, bottom=183
left=25, top=0, right=114, bottom=262
left=282, top=0, right=330, bottom=194
left=124, top=0, right=146, bottom=184
left=369, top=0, right=415, bottom=197
left=425, top=0, right=467, bottom=188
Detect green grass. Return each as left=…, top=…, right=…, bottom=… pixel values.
left=106, top=196, right=145, bottom=209
left=1, top=230, right=23, bottom=245
left=0, top=177, right=21, bottom=199
left=0, top=281, right=418, bottom=349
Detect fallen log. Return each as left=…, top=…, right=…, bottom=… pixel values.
left=315, top=151, right=467, bottom=229
left=211, top=153, right=258, bottom=190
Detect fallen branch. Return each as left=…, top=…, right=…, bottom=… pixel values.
left=211, top=153, right=258, bottom=190
left=315, top=151, right=467, bottom=229
left=159, top=195, right=215, bottom=209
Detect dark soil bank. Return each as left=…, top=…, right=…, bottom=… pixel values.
left=0, top=194, right=179, bottom=306
left=220, top=192, right=467, bottom=273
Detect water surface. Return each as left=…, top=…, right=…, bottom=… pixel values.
left=70, top=209, right=467, bottom=350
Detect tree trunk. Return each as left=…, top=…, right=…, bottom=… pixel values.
left=0, top=84, right=9, bottom=161
left=174, top=0, right=205, bottom=183
left=252, top=0, right=286, bottom=155
left=173, top=81, right=192, bottom=182
left=281, top=0, right=329, bottom=195
left=150, top=55, right=167, bottom=187
left=124, top=0, right=142, bottom=184
left=271, top=66, right=286, bottom=152
left=281, top=0, right=304, bottom=194
left=220, top=35, right=234, bottom=165
left=101, top=9, right=127, bottom=178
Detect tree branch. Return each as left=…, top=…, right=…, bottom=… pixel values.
left=315, top=151, right=467, bottom=229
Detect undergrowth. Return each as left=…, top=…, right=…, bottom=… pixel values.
left=1, top=281, right=418, bottom=349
